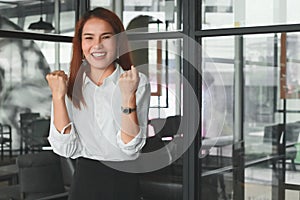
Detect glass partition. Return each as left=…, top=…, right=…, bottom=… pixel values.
left=283, top=33, right=300, bottom=190
left=0, top=37, right=72, bottom=151
left=201, top=36, right=234, bottom=199
left=0, top=0, right=76, bottom=36
left=128, top=37, right=184, bottom=199
left=200, top=32, right=300, bottom=199
left=202, top=0, right=300, bottom=29
left=90, top=0, right=182, bottom=32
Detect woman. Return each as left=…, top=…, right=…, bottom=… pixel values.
left=46, top=7, right=150, bottom=200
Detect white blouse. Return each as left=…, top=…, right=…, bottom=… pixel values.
left=48, top=66, right=150, bottom=161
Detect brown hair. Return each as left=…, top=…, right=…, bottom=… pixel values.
left=67, top=7, right=132, bottom=109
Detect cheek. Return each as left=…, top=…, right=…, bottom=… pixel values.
left=81, top=43, right=90, bottom=55
left=106, top=40, right=117, bottom=54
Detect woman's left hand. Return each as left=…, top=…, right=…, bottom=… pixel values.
left=119, top=65, right=140, bottom=102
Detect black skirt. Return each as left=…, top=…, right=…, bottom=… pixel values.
left=68, top=157, right=140, bottom=200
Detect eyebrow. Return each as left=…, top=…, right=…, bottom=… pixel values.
left=82, top=32, right=114, bottom=36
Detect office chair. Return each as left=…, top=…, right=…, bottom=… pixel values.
left=138, top=116, right=183, bottom=200
left=17, top=151, right=70, bottom=200
left=19, top=112, right=40, bottom=154
left=264, top=123, right=298, bottom=171
left=24, top=118, right=50, bottom=152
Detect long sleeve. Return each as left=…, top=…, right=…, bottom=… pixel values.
left=48, top=96, right=83, bottom=158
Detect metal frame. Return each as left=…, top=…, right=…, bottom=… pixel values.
left=182, top=0, right=201, bottom=199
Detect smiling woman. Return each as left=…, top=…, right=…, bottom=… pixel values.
left=46, top=7, right=150, bottom=200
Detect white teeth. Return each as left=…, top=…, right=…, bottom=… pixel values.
left=92, top=52, right=106, bottom=57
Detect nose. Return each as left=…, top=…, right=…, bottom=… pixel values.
left=93, top=38, right=103, bottom=49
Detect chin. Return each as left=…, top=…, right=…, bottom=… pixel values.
left=89, top=60, right=115, bottom=70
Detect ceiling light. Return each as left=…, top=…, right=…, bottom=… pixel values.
left=28, top=0, right=54, bottom=31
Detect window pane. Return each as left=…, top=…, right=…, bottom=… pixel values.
left=283, top=33, right=300, bottom=187
left=0, top=0, right=76, bottom=36
left=201, top=36, right=234, bottom=199
left=0, top=38, right=72, bottom=150
left=128, top=38, right=183, bottom=118
left=90, top=0, right=182, bottom=32
left=0, top=38, right=51, bottom=150
left=202, top=0, right=300, bottom=29
left=124, top=0, right=180, bottom=31
left=128, top=38, right=183, bottom=199
left=201, top=32, right=300, bottom=199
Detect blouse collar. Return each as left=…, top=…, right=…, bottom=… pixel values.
left=83, top=64, right=124, bottom=86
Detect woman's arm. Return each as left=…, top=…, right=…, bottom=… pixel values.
left=46, top=70, right=71, bottom=133
left=119, top=66, right=143, bottom=144
left=46, top=71, right=82, bottom=157
left=116, top=70, right=150, bottom=155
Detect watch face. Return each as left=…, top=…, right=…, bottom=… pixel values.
left=121, top=106, right=136, bottom=114
left=123, top=108, right=130, bottom=114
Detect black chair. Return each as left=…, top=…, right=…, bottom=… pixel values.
left=264, top=123, right=298, bottom=170
left=149, top=115, right=182, bottom=140
left=0, top=184, right=21, bottom=200
left=23, top=118, right=50, bottom=153
left=19, top=113, right=40, bottom=154
left=148, top=115, right=183, bottom=164
left=139, top=116, right=183, bottom=200
left=0, top=123, right=12, bottom=160
left=17, top=151, right=73, bottom=200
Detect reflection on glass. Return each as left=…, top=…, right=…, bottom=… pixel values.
left=0, top=16, right=72, bottom=151
left=90, top=0, right=181, bottom=31
left=128, top=37, right=183, bottom=200
left=280, top=33, right=300, bottom=99
left=0, top=36, right=51, bottom=150
left=127, top=38, right=182, bottom=118
left=123, top=0, right=180, bottom=31
left=200, top=34, right=300, bottom=199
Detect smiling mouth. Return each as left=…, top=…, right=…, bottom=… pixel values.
left=91, top=52, right=106, bottom=57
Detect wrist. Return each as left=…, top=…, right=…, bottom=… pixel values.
left=52, top=96, right=65, bottom=103
left=122, top=94, right=136, bottom=107
left=121, top=106, right=137, bottom=114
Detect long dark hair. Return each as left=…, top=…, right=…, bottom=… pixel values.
left=67, top=7, right=132, bottom=109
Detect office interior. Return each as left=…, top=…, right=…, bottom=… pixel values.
left=1, top=0, right=300, bottom=199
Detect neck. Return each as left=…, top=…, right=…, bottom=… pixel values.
left=89, top=63, right=116, bottom=86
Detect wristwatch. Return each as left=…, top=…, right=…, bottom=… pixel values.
left=121, top=106, right=137, bottom=114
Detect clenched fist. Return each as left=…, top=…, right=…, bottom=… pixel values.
left=46, top=70, right=68, bottom=100
left=119, top=65, right=140, bottom=103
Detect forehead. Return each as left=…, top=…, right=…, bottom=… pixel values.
left=82, top=18, right=114, bottom=34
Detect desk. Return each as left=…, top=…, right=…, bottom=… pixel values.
left=0, top=164, right=18, bottom=185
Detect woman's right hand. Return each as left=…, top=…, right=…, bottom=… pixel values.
left=46, top=70, right=68, bottom=100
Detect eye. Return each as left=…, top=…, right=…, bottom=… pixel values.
left=84, top=37, right=93, bottom=40
left=102, top=34, right=112, bottom=40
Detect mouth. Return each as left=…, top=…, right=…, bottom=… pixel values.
left=91, top=52, right=106, bottom=58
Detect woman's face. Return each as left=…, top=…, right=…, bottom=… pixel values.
left=81, top=17, right=117, bottom=70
